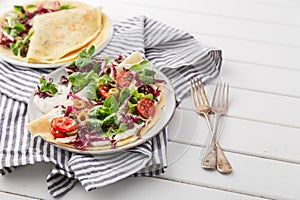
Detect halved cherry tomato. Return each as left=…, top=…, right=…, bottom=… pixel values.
left=52, top=117, right=77, bottom=133
left=136, top=98, right=155, bottom=119
left=50, top=127, right=67, bottom=138
left=117, top=71, right=135, bottom=88
left=98, top=85, right=110, bottom=98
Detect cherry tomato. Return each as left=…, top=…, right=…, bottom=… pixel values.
left=98, top=85, right=110, bottom=98
left=136, top=98, right=155, bottom=119
left=50, top=127, right=67, bottom=138
left=52, top=117, right=77, bottom=133
left=117, top=71, right=135, bottom=88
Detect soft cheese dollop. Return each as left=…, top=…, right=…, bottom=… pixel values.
left=34, top=85, right=70, bottom=114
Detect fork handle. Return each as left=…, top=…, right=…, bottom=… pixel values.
left=216, top=143, right=232, bottom=174
left=202, top=144, right=217, bottom=169
left=203, top=113, right=232, bottom=173
left=201, top=113, right=217, bottom=169
left=213, top=114, right=232, bottom=174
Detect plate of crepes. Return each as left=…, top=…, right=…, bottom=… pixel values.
left=0, top=0, right=112, bottom=68
left=27, top=46, right=176, bottom=154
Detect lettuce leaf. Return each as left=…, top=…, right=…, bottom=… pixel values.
left=68, top=70, right=98, bottom=92
left=129, top=60, right=156, bottom=84
left=88, top=105, right=111, bottom=119
left=118, top=87, right=130, bottom=104
left=104, top=95, right=119, bottom=113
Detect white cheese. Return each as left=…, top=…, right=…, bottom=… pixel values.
left=91, top=140, right=111, bottom=147
left=34, top=85, right=70, bottom=114
left=55, top=135, right=77, bottom=143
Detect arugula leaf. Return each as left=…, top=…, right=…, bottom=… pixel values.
left=139, top=74, right=154, bottom=84
left=130, top=88, right=142, bottom=103
left=75, top=45, right=95, bottom=68
left=13, top=5, right=25, bottom=19
left=13, top=23, right=25, bottom=32
left=6, top=22, right=33, bottom=57
left=98, top=75, right=113, bottom=85
left=129, top=87, right=153, bottom=103
left=3, top=25, right=10, bottom=34
left=117, top=123, right=128, bottom=133
left=86, top=118, right=103, bottom=130
left=68, top=70, right=98, bottom=91
left=39, top=77, right=58, bottom=95
left=129, top=60, right=156, bottom=84
left=24, top=4, right=36, bottom=11
left=10, top=43, right=18, bottom=56
left=5, top=14, right=17, bottom=28
left=144, top=93, right=154, bottom=100
left=88, top=105, right=111, bottom=119
left=88, top=45, right=95, bottom=55
left=102, top=113, right=118, bottom=127
left=87, top=113, right=120, bottom=134
left=102, top=122, right=127, bottom=138
left=144, top=68, right=156, bottom=76
left=128, top=101, right=137, bottom=113
left=118, top=87, right=130, bottom=104
left=84, top=82, right=99, bottom=100
left=75, top=56, right=92, bottom=68
left=59, top=4, right=73, bottom=10
left=104, top=95, right=119, bottom=113
left=129, top=60, right=151, bottom=71
left=10, top=29, right=18, bottom=37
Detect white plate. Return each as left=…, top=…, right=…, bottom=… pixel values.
left=27, top=67, right=176, bottom=154
left=0, top=14, right=114, bottom=69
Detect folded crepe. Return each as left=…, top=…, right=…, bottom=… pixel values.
left=27, top=52, right=166, bottom=151
left=27, top=7, right=102, bottom=62
left=0, top=0, right=111, bottom=64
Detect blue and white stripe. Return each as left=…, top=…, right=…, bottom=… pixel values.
left=0, top=16, right=222, bottom=197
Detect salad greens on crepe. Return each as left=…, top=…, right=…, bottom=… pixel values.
left=0, top=2, right=72, bottom=57
left=30, top=45, right=164, bottom=150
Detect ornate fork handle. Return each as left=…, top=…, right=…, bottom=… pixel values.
left=202, top=113, right=232, bottom=173
left=212, top=113, right=232, bottom=174
left=201, top=113, right=217, bottom=169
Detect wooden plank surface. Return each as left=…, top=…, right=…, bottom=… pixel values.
left=109, top=0, right=300, bottom=26
left=180, top=87, right=300, bottom=128
left=164, top=142, right=300, bottom=200
left=214, top=60, right=300, bottom=98
left=168, top=109, right=300, bottom=164
left=0, top=0, right=300, bottom=199
left=0, top=163, right=266, bottom=200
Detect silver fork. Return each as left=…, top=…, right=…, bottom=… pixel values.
left=190, top=77, right=217, bottom=170
left=190, top=77, right=232, bottom=173
left=211, top=82, right=232, bottom=174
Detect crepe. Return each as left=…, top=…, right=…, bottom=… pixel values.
left=27, top=89, right=165, bottom=151
left=0, top=0, right=111, bottom=64
left=27, top=53, right=166, bottom=151
left=27, top=7, right=101, bottom=62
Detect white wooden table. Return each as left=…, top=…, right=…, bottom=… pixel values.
left=1, top=0, right=300, bottom=199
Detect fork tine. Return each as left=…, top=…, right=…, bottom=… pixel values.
left=225, top=83, right=229, bottom=112
left=211, top=82, right=219, bottom=107
left=190, top=78, right=201, bottom=109
left=190, top=78, right=198, bottom=109
left=196, top=78, right=204, bottom=106
left=222, top=82, right=226, bottom=109
left=200, top=79, right=209, bottom=106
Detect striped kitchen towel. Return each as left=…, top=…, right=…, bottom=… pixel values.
left=0, top=16, right=222, bottom=197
